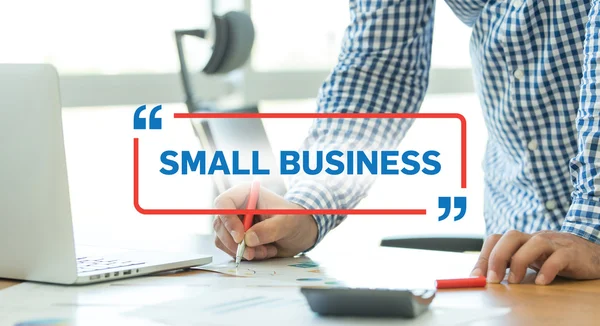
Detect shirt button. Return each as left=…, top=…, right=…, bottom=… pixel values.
left=514, top=69, right=525, bottom=80
left=545, top=200, right=557, bottom=210
left=527, top=139, right=538, bottom=151
left=513, top=0, right=523, bottom=7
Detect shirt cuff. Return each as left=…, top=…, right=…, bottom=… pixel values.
left=284, top=179, right=347, bottom=251
left=561, top=197, right=600, bottom=244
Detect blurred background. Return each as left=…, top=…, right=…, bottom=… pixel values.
left=1, top=0, right=487, bottom=252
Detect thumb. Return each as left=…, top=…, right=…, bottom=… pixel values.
left=244, top=215, right=289, bottom=247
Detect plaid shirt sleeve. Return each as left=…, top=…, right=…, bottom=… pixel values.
left=563, top=1, right=600, bottom=243
left=284, top=0, right=436, bottom=247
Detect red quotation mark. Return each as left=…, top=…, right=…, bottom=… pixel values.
left=133, top=112, right=466, bottom=217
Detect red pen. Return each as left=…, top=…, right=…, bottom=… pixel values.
left=235, top=180, right=261, bottom=267
left=435, top=276, right=487, bottom=289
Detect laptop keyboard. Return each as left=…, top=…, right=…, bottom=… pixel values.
left=77, top=256, right=145, bottom=274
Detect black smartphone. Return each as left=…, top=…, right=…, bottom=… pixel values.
left=300, top=287, right=435, bottom=318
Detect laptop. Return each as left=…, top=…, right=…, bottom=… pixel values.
left=0, top=64, right=212, bottom=284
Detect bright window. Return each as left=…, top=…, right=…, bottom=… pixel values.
left=0, top=0, right=212, bottom=73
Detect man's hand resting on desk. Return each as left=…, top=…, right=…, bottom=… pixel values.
left=212, top=184, right=318, bottom=261
left=471, top=230, right=600, bottom=285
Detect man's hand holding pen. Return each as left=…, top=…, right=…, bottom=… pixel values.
left=213, top=183, right=318, bottom=262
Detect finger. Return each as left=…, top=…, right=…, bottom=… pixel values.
left=245, top=215, right=289, bottom=247
left=213, top=217, right=240, bottom=253
left=536, top=250, right=570, bottom=285
left=216, top=182, right=284, bottom=215
left=214, top=236, right=235, bottom=258
left=218, top=215, right=245, bottom=244
left=216, top=231, right=256, bottom=262
left=265, top=244, right=279, bottom=259
left=214, top=187, right=249, bottom=243
left=215, top=182, right=254, bottom=207
left=214, top=184, right=285, bottom=242
left=508, top=234, right=555, bottom=284
left=487, top=230, right=532, bottom=283
left=471, top=234, right=502, bottom=277
left=243, top=246, right=255, bottom=261
left=250, top=244, right=279, bottom=260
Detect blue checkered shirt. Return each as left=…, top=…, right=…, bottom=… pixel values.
left=284, top=0, right=600, bottom=247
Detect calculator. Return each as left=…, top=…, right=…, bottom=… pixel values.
left=300, top=287, right=436, bottom=318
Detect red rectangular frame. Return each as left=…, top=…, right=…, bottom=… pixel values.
left=134, top=112, right=466, bottom=216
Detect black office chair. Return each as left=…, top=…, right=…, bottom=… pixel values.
left=380, top=234, right=484, bottom=252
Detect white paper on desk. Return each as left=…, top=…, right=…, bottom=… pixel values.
left=0, top=271, right=298, bottom=309
left=0, top=281, right=201, bottom=325
left=0, top=283, right=165, bottom=325
left=0, top=305, right=162, bottom=326
left=112, top=274, right=298, bottom=288
left=0, top=281, right=199, bottom=307
left=196, top=254, right=440, bottom=290
left=196, top=256, right=346, bottom=287
left=0, top=274, right=303, bottom=326
left=126, top=287, right=510, bottom=326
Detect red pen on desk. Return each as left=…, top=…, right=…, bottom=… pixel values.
left=235, top=180, right=261, bottom=267
left=435, top=276, right=487, bottom=289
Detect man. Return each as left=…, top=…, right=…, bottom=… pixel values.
left=213, top=0, right=600, bottom=285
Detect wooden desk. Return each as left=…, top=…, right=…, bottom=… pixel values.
left=437, top=278, right=600, bottom=325
left=1, top=245, right=599, bottom=325
left=0, top=279, right=17, bottom=290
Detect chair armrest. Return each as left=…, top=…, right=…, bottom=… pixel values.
left=380, top=234, right=484, bottom=253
